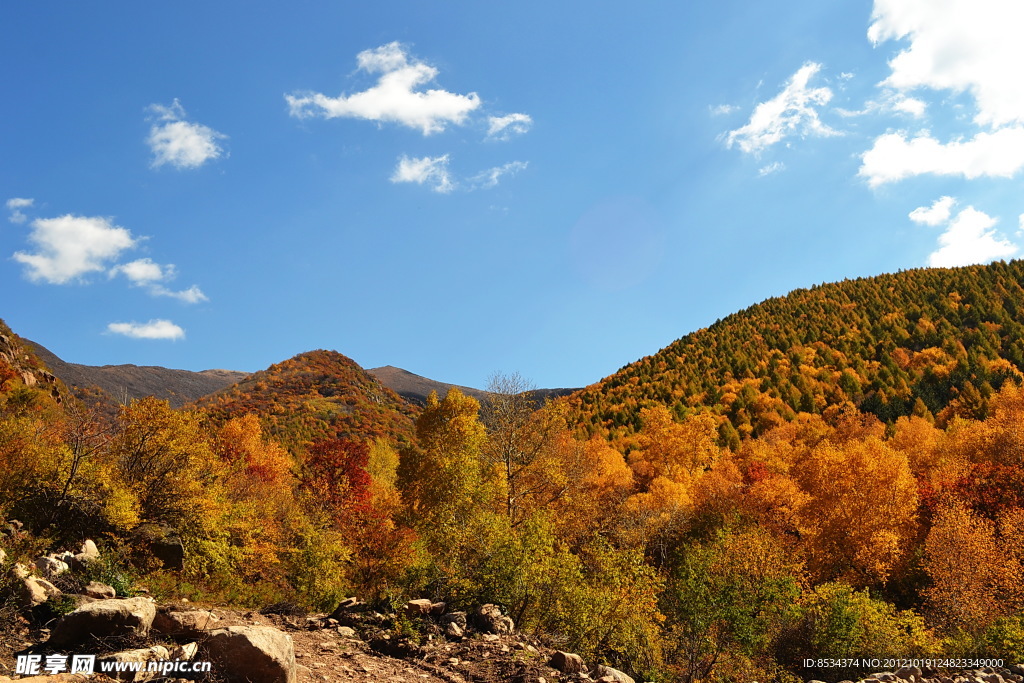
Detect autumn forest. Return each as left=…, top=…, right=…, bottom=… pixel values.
left=6, top=260, right=1024, bottom=682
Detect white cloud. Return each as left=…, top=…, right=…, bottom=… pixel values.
left=758, top=161, right=785, bottom=176
left=891, top=94, right=927, bottom=117
left=107, top=319, right=185, bottom=340
left=390, top=155, right=454, bottom=193
left=725, top=62, right=839, bottom=154
left=110, top=257, right=171, bottom=284
left=6, top=197, right=33, bottom=224
left=924, top=206, right=1017, bottom=267
left=710, top=104, right=738, bottom=116
left=147, top=99, right=226, bottom=169
left=859, top=127, right=1024, bottom=186
left=109, top=257, right=208, bottom=303
left=14, top=215, right=136, bottom=284
left=909, top=196, right=956, bottom=225
left=869, top=0, right=1024, bottom=129
left=470, top=161, right=528, bottom=189
left=486, top=113, right=533, bottom=140
left=286, top=42, right=481, bottom=136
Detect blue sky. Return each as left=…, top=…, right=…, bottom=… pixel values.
left=4, top=1, right=1024, bottom=389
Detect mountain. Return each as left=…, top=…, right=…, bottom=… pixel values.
left=368, top=365, right=581, bottom=407
left=23, top=339, right=248, bottom=409
left=565, top=259, right=1024, bottom=448
left=368, top=365, right=490, bottom=405
left=195, top=349, right=419, bottom=450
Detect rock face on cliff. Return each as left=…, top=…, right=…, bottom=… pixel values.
left=0, top=323, right=61, bottom=402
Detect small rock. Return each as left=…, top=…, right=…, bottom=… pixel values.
left=152, top=609, right=220, bottom=637
left=170, top=642, right=199, bottom=660
left=100, top=646, right=170, bottom=682
left=18, top=576, right=54, bottom=607
left=84, top=581, right=117, bottom=599
left=405, top=599, right=433, bottom=616
left=34, top=555, right=69, bottom=579
left=429, top=601, right=447, bottom=615
left=592, top=665, right=634, bottom=683
left=475, top=604, right=514, bottom=635
left=441, top=611, right=467, bottom=628
left=551, top=651, right=585, bottom=674
left=337, top=626, right=356, bottom=638
left=445, top=622, right=464, bottom=639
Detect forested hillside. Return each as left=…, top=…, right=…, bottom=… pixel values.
left=7, top=262, right=1024, bottom=683
left=568, top=260, right=1024, bottom=449
left=195, top=349, right=418, bottom=451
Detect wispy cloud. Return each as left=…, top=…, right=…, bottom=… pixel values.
left=470, top=161, right=528, bottom=188
left=107, top=319, right=185, bottom=340
left=390, top=155, right=528, bottom=193
left=151, top=284, right=208, bottom=304
left=14, top=215, right=136, bottom=284
left=6, top=197, right=33, bottom=224
left=390, top=155, right=455, bottom=193
left=725, top=62, right=839, bottom=155
left=486, top=113, right=532, bottom=140
left=147, top=99, right=227, bottom=170
left=758, top=161, right=785, bottom=177
left=286, top=42, right=482, bottom=136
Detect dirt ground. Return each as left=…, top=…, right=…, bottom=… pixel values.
left=0, top=603, right=567, bottom=683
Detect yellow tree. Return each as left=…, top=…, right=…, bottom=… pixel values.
left=399, top=388, right=493, bottom=526
left=109, top=397, right=224, bottom=537
left=480, top=373, right=568, bottom=525
left=214, top=414, right=299, bottom=579
left=924, top=501, right=1023, bottom=634
left=794, top=436, right=918, bottom=585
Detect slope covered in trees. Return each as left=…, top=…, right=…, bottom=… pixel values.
left=195, top=349, right=418, bottom=451
left=567, top=259, right=1024, bottom=448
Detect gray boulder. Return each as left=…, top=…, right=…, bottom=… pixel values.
left=49, top=597, right=157, bottom=646
left=474, top=604, right=514, bottom=634
left=593, top=664, right=635, bottom=683
left=201, top=625, right=296, bottom=683
left=34, top=554, right=70, bottom=579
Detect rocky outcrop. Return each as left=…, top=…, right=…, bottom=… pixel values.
left=201, top=625, right=297, bottom=683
